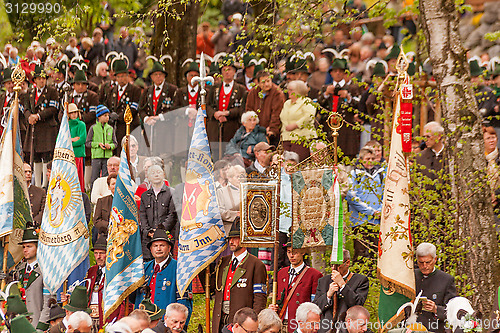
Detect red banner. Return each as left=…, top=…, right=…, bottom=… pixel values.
left=400, top=99, right=412, bottom=153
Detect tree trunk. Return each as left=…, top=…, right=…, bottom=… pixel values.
left=419, top=0, right=500, bottom=316
left=151, top=0, right=199, bottom=87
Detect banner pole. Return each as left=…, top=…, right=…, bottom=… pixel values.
left=205, top=269, right=211, bottom=333
left=1, top=236, right=8, bottom=290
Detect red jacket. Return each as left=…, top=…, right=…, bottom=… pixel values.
left=277, top=265, right=323, bottom=332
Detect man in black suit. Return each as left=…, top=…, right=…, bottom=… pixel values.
left=152, top=303, right=189, bottom=333
left=414, top=242, right=457, bottom=333
left=416, top=121, right=445, bottom=182
left=24, top=163, right=46, bottom=228
left=314, top=250, right=369, bottom=333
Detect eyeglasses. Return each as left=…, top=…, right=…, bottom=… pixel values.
left=239, top=325, right=258, bottom=333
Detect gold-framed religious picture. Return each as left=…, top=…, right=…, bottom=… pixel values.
left=240, top=182, right=277, bottom=247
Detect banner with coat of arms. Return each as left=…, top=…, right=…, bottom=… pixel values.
left=38, top=111, right=90, bottom=294
left=177, top=107, right=226, bottom=298
left=291, top=168, right=343, bottom=250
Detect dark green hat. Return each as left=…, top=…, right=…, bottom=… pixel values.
left=228, top=217, right=241, bottom=238
left=252, top=64, right=264, bottom=79
left=72, top=69, right=88, bottom=84
left=294, top=58, right=309, bottom=73
left=147, top=228, right=174, bottom=249
left=112, top=58, right=129, bottom=75
left=55, top=60, right=67, bottom=75
left=10, top=315, right=37, bottom=333
left=330, top=58, right=348, bottom=71
left=92, top=235, right=107, bottom=252
left=373, top=62, right=387, bottom=77
left=19, top=228, right=38, bottom=244
left=1, top=67, right=12, bottom=83
left=63, top=286, right=91, bottom=313
left=184, top=61, right=200, bottom=77
left=139, top=298, right=166, bottom=321
left=219, top=56, right=238, bottom=70
left=385, top=45, right=401, bottom=61
left=285, top=56, right=296, bottom=73
left=243, top=54, right=255, bottom=68
left=469, top=60, right=483, bottom=77
left=36, top=321, right=50, bottom=331
left=6, top=295, right=33, bottom=316
left=208, top=62, right=220, bottom=76
left=48, top=298, right=66, bottom=322
left=149, top=61, right=168, bottom=77
left=32, top=65, right=47, bottom=79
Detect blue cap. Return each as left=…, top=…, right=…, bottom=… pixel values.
left=96, top=105, right=110, bottom=118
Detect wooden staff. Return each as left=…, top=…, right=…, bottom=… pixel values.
left=1, top=236, right=9, bottom=290
left=62, top=280, right=68, bottom=306
left=218, top=123, right=223, bottom=160
left=205, top=269, right=210, bottom=333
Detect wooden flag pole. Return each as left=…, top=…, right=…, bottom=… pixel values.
left=1, top=236, right=8, bottom=290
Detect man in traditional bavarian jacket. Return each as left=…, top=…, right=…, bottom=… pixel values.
left=212, top=219, right=267, bottom=333
left=269, top=239, right=323, bottom=332
left=206, top=56, right=247, bottom=158
left=14, top=228, right=51, bottom=329
left=21, top=65, right=60, bottom=187
left=103, top=54, right=141, bottom=153
left=138, top=59, right=177, bottom=154
left=85, top=237, right=126, bottom=333
left=134, top=228, right=193, bottom=325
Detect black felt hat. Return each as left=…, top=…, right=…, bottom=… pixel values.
left=228, top=217, right=241, bottom=238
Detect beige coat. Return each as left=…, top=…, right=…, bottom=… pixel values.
left=216, top=184, right=240, bottom=235
left=280, top=97, right=317, bottom=141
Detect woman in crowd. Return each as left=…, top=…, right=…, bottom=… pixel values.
left=280, top=80, right=317, bottom=161
left=225, top=111, right=268, bottom=166
left=258, top=309, right=282, bottom=333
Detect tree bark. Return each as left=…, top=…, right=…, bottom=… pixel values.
left=419, top=0, right=500, bottom=316
left=151, top=0, right=199, bottom=87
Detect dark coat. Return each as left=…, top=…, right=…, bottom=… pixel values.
left=225, top=125, right=268, bottom=160
left=21, top=85, right=60, bottom=153
left=317, top=82, right=363, bottom=158
left=245, top=83, right=285, bottom=136
left=103, top=83, right=142, bottom=151
left=212, top=252, right=268, bottom=333
left=28, top=185, right=46, bottom=227
left=171, top=86, right=200, bottom=149
left=314, top=272, right=369, bottom=333
left=415, top=147, right=444, bottom=183
left=415, top=268, right=457, bottom=333
left=138, top=82, right=178, bottom=119
left=139, top=184, right=177, bottom=261
left=152, top=319, right=188, bottom=333
left=277, top=265, right=323, bottom=332
left=94, top=194, right=113, bottom=240
left=206, top=82, right=247, bottom=142
left=86, top=265, right=125, bottom=327
left=173, top=86, right=202, bottom=109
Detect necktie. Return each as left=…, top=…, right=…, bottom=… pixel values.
left=191, top=89, right=196, bottom=93
left=225, top=83, right=230, bottom=87
left=156, top=86, right=161, bottom=91
left=26, top=265, right=32, bottom=274
left=288, top=268, right=297, bottom=283
left=95, top=267, right=103, bottom=284
left=35, top=90, right=41, bottom=104
left=231, top=258, right=238, bottom=271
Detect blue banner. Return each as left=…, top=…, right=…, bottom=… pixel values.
left=104, top=145, right=144, bottom=319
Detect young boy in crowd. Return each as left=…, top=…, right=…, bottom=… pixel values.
left=86, top=105, right=117, bottom=185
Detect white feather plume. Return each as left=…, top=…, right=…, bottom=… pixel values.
left=213, top=52, right=228, bottom=64
left=396, top=290, right=423, bottom=326
left=489, top=56, right=500, bottom=72
left=468, top=55, right=481, bottom=64
left=0, top=54, right=7, bottom=69
left=110, top=52, right=129, bottom=70
left=446, top=297, right=475, bottom=332
left=106, top=51, right=119, bottom=62
left=159, top=55, right=173, bottom=63
left=146, top=55, right=159, bottom=62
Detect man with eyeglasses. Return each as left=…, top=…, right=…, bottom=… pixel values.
left=221, top=307, right=259, bottom=333
left=416, top=121, right=445, bottom=183
left=313, top=250, right=369, bottom=333
left=246, top=142, right=275, bottom=178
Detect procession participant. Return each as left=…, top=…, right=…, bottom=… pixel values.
left=136, top=299, right=164, bottom=329
left=212, top=219, right=267, bottom=333
left=221, top=307, right=258, bottom=333
left=51, top=286, right=91, bottom=333
left=414, top=243, right=457, bottom=333
left=102, top=54, right=141, bottom=152
left=14, top=228, right=51, bottom=329
left=98, top=52, right=118, bottom=104
left=151, top=303, right=189, bottom=333
left=206, top=56, right=247, bottom=159
left=66, top=311, right=92, bottom=333
left=313, top=250, right=369, bottom=333
left=24, top=163, right=46, bottom=227
left=235, top=54, right=256, bottom=91
left=269, top=239, right=323, bottom=332
left=337, top=306, right=371, bottom=333
left=90, top=156, right=120, bottom=203
left=134, top=228, right=193, bottom=324
left=64, top=68, right=98, bottom=130
left=138, top=59, right=177, bottom=124
left=85, top=237, right=126, bottom=332
left=21, top=64, right=60, bottom=187
left=129, top=309, right=152, bottom=330
left=93, top=174, right=116, bottom=243
left=290, top=302, right=321, bottom=333
left=317, top=58, right=363, bottom=160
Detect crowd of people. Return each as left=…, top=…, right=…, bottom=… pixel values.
left=0, top=0, right=499, bottom=332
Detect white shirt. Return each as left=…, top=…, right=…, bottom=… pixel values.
left=73, top=91, right=83, bottom=105
left=231, top=250, right=248, bottom=267
left=154, top=256, right=170, bottom=271
left=90, top=266, right=105, bottom=304
left=254, top=160, right=266, bottom=174
left=432, top=145, right=444, bottom=158
left=26, top=260, right=38, bottom=273
left=288, top=262, right=305, bottom=283
left=223, top=81, right=234, bottom=95
left=245, top=74, right=253, bottom=90
left=154, top=82, right=164, bottom=98
left=118, top=83, right=128, bottom=97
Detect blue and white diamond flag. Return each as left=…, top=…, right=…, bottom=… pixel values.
left=177, top=107, right=226, bottom=297
left=104, top=145, right=144, bottom=319
left=38, top=111, right=90, bottom=294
